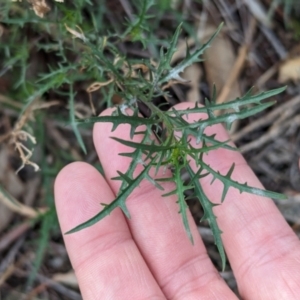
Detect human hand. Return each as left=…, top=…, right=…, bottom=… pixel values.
left=55, top=103, right=300, bottom=299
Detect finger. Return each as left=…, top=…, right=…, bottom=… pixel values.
left=54, top=162, right=166, bottom=299
left=93, top=109, right=237, bottom=299
left=173, top=102, right=300, bottom=300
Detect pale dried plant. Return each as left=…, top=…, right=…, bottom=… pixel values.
left=11, top=131, right=39, bottom=173
left=0, top=185, right=47, bottom=218
left=7, top=100, right=60, bottom=173
left=10, top=104, right=40, bottom=173
left=0, top=97, right=60, bottom=172
left=12, top=0, right=64, bottom=18
left=65, top=24, right=87, bottom=42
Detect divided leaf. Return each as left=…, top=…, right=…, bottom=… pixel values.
left=200, top=160, right=287, bottom=201
left=158, top=23, right=223, bottom=85
left=173, top=86, right=286, bottom=116
left=66, top=164, right=152, bottom=234
left=161, top=160, right=194, bottom=244
left=186, top=164, right=226, bottom=271
left=68, top=22, right=287, bottom=270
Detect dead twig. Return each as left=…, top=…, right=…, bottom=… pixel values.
left=255, top=64, right=278, bottom=88
left=231, top=95, right=300, bottom=141
left=0, top=264, right=16, bottom=287
left=25, top=283, right=49, bottom=300
left=0, top=94, right=24, bottom=109
left=16, top=268, right=82, bottom=300
left=216, top=18, right=257, bottom=104
left=0, top=222, right=31, bottom=252
left=46, top=120, right=82, bottom=160
left=0, top=236, right=25, bottom=276
left=0, top=185, right=47, bottom=218
left=259, top=24, right=287, bottom=60
left=0, top=132, right=11, bottom=144
left=240, top=114, right=300, bottom=153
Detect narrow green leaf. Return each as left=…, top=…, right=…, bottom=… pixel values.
left=175, top=162, right=194, bottom=244
left=66, top=164, right=152, bottom=234
left=201, top=161, right=287, bottom=201
left=171, top=87, right=286, bottom=116
left=69, top=84, right=87, bottom=154
left=76, top=113, right=157, bottom=128
left=175, top=102, right=276, bottom=132
left=187, top=164, right=226, bottom=270
left=159, top=23, right=223, bottom=85
left=164, top=23, right=183, bottom=68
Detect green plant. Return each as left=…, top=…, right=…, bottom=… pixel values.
left=64, top=23, right=286, bottom=270
left=0, top=0, right=287, bottom=272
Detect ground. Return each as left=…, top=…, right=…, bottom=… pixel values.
left=0, top=0, right=300, bottom=299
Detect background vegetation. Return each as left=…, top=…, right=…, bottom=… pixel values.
left=0, top=0, right=300, bottom=299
